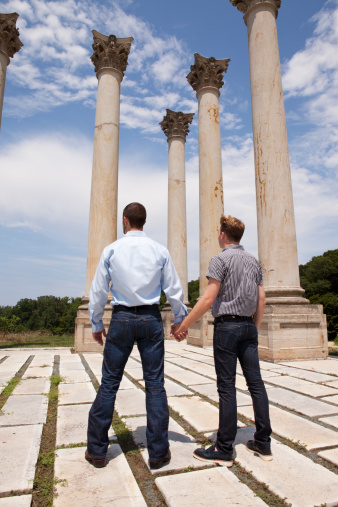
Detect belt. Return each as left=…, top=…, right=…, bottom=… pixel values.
left=113, top=304, right=160, bottom=313
left=214, top=315, right=253, bottom=323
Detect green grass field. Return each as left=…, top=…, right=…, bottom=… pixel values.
left=0, top=332, right=74, bottom=349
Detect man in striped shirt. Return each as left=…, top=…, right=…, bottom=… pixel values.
left=172, top=215, right=272, bottom=466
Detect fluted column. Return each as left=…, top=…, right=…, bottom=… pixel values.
left=0, top=13, right=23, bottom=129
left=85, top=31, right=133, bottom=296
left=230, top=0, right=303, bottom=302
left=187, top=54, right=229, bottom=295
left=160, top=109, right=194, bottom=304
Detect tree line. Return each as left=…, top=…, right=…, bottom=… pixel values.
left=0, top=249, right=337, bottom=339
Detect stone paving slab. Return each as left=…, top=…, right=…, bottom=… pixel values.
left=321, top=394, right=338, bottom=405
left=184, top=362, right=216, bottom=379
left=318, top=447, right=338, bottom=467
left=319, top=415, right=338, bottom=429
left=165, top=363, right=214, bottom=386
left=0, top=394, right=48, bottom=426
left=58, top=382, right=97, bottom=405
left=264, top=375, right=338, bottom=397
left=280, top=359, right=338, bottom=376
left=323, top=379, right=338, bottom=389
left=155, top=466, right=267, bottom=506
left=60, top=369, right=91, bottom=383
left=60, top=362, right=87, bottom=372
left=29, top=355, right=54, bottom=367
left=56, top=403, right=115, bottom=446
left=0, top=496, right=32, bottom=506
left=54, top=445, right=147, bottom=506
left=234, top=427, right=338, bottom=507
left=120, top=375, right=138, bottom=389
left=22, top=365, right=53, bottom=378
left=184, top=345, right=214, bottom=356
left=0, top=424, right=43, bottom=494
left=168, top=396, right=219, bottom=432
left=124, top=415, right=214, bottom=474
left=267, top=365, right=335, bottom=383
left=166, top=357, right=196, bottom=367
left=140, top=378, right=192, bottom=397
left=13, top=377, right=50, bottom=395
left=115, top=388, right=146, bottom=416
left=265, top=387, right=338, bottom=417
left=191, top=382, right=218, bottom=399
left=236, top=375, right=248, bottom=391
left=238, top=404, right=338, bottom=450
left=123, top=366, right=144, bottom=380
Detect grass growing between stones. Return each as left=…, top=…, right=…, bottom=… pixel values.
left=112, top=412, right=166, bottom=506
left=32, top=361, right=60, bottom=507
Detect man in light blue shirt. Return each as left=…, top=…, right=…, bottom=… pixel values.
left=86, top=202, right=187, bottom=470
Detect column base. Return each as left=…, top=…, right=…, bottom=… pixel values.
left=74, top=297, right=112, bottom=353
left=258, top=301, right=328, bottom=361
left=186, top=311, right=214, bottom=347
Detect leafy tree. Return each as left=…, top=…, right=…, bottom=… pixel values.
left=0, top=315, right=20, bottom=337
left=300, top=250, right=338, bottom=340
left=188, top=279, right=199, bottom=308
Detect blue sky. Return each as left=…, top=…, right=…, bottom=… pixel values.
left=0, top=0, right=337, bottom=306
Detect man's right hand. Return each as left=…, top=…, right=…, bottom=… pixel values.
left=92, top=328, right=106, bottom=346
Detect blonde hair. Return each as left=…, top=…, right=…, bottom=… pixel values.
left=220, top=215, right=245, bottom=242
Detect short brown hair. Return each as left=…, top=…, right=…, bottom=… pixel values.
left=123, top=202, right=147, bottom=229
left=220, top=215, right=245, bottom=242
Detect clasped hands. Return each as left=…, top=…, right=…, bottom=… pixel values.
left=170, top=323, right=188, bottom=342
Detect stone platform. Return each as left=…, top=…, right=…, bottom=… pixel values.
left=1, top=343, right=338, bottom=506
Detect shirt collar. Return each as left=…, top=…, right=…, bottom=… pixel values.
left=223, top=244, right=244, bottom=251
left=125, top=231, right=147, bottom=237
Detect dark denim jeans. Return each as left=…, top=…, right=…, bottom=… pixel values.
left=87, top=306, right=169, bottom=461
left=214, top=320, right=271, bottom=455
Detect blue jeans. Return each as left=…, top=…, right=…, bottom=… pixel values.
left=214, top=319, right=271, bottom=454
left=87, top=305, right=169, bottom=461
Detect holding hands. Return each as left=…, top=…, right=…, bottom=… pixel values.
left=92, top=328, right=106, bottom=346
left=170, top=322, right=188, bottom=342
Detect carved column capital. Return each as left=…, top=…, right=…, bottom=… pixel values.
left=160, top=109, right=194, bottom=141
left=187, top=54, right=230, bottom=95
left=0, top=13, right=23, bottom=62
left=229, top=0, right=281, bottom=17
left=91, top=30, right=133, bottom=78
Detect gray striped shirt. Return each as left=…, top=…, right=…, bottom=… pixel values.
left=207, top=244, right=263, bottom=318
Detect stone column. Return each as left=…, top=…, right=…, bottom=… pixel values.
left=230, top=0, right=328, bottom=360
left=160, top=109, right=194, bottom=302
left=185, top=54, right=229, bottom=346
left=75, top=31, right=133, bottom=352
left=160, top=109, right=194, bottom=338
left=0, top=13, right=23, bottom=129
left=187, top=54, right=229, bottom=296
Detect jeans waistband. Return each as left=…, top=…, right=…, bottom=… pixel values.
left=113, top=304, right=160, bottom=314
left=214, top=315, right=253, bottom=324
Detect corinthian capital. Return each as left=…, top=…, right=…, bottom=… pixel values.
left=91, top=30, right=133, bottom=77
left=160, top=109, right=194, bottom=141
left=229, top=0, right=281, bottom=14
left=0, top=13, right=23, bottom=60
left=187, top=54, right=230, bottom=94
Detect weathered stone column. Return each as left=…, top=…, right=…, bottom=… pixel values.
left=185, top=54, right=229, bottom=346
left=187, top=54, right=229, bottom=297
left=160, top=109, right=194, bottom=338
left=230, top=0, right=328, bottom=360
left=0, top=13, right=23, bottom=129
left=75, top=32, right=133, bottom=352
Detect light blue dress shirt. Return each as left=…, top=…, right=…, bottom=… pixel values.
left=89, top=231, right=188, bottom=333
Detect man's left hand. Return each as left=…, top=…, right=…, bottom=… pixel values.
left=171, top=323, right=187, bottom=342
left=92, top=328, right=106, bottom=346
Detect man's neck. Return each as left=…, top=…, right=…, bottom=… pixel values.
left=222, top=241, right=239, bottom=249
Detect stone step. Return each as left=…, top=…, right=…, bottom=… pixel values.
left=234, top=427, right=338, bottom=507
left=155, top=467, right=268, bottom=506
left=54, top=445, right=147, bottom=506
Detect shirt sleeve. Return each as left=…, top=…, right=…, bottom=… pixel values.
left=207, top=255, right=226, bottom=283
left=161, top=251, right=188, bottom=324
left=88, top=249, right=112, bottom=333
